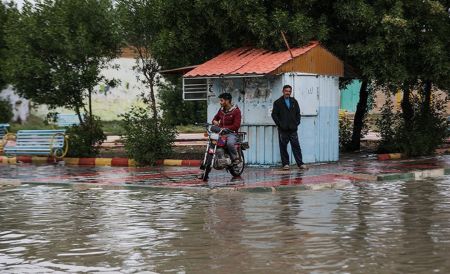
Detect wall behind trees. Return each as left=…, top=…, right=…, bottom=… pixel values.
left=32, top=57, right=152, bottom=121
left=0, top=85, right=29, bottom=123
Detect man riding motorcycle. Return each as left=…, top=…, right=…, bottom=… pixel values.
left=211, top=92, right=242, bottom=165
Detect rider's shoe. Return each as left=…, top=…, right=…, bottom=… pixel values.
left=198, top=174, right=208, bottom=180
left=232, top=159, right=241, bottom=165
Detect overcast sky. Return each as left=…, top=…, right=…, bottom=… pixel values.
left=9, top=0, right=30, bottom=9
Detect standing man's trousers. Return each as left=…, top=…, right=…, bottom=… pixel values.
left=278, top=130, right=304, bottom=166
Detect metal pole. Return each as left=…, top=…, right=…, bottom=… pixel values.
left=281, top=31, right=294, bottom=59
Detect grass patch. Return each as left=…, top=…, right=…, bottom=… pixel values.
left=102, top=120, right=124, bottom=136
left=9, top=115, right=53, bottom=132
left=9, top=116, right=203, bottom=135
left=176, top=124, right=204, bottom=133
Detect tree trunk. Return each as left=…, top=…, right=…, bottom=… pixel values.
left=422, top=80, right=432, bottom=114
left=401, top=86, right=414, bottom=125
left=149, top=80, right=158, bottom=121
left=349, top=79, right=369, bottom=151
left=75, top=106, right=83, bottom=125
left=88, top=88, right=93, bottom=121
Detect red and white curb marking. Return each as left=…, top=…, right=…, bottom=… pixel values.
left=0, top=156, right=201, bottom=167
left=377, top=153, right=403, bottom=161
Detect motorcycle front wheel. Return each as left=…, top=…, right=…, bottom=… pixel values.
left=201, top=153, right=213, bottom=181
left=229, top=153, right=245, bottom=177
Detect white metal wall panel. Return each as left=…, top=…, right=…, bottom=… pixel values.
left=316, top=76, right=339, bottom=162
left=285, top=73, right=319, bottom=116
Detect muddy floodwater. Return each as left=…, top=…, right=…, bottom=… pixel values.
left=1, top=177, right=450, bottom=273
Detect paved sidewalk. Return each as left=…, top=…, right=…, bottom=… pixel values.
left=1, top=155, right=450, bottom=191
left=101, top=133, right=206, bottom=148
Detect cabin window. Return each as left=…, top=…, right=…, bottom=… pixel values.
left=182, top=78, right=209, bottom=101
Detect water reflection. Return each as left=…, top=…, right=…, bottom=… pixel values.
left=1, top=177, right=450, bottom=273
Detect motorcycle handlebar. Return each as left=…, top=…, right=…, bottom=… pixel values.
left=205, top=123, right=233, bottom=134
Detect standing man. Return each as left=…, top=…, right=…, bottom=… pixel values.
left=271, top=85, right=307, bottom=170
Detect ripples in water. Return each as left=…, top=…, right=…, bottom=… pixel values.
left=1, top=177, right=450, bottom=273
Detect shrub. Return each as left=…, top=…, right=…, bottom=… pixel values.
left=121, top=106, right=176, bottom=165
left=376, top=94, right=447, bottom=156
left=376, top=98, right=400, bottom=153
left=0, top=97, right=13, bottom=123
left=66, top=114, right=106, bottom=157
left=396, top=95, right=447, bottom=156
left=339, top=110, right=353, bottom=151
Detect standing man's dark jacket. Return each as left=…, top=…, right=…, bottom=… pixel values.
left=271, top=96, right=301, bottom=132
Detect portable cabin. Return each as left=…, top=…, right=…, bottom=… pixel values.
left=182, top=41, right=344, bottom=165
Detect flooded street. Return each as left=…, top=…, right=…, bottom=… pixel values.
left=2, top=177, right=450, bottom=273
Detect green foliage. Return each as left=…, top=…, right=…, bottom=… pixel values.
left=120, top=106, right=176, bottom=165
left=9, top=114, right=53, bottom=132
left=3, top=0, right=121, bottom=114
left=117, top=0, right=329, bottom=69
left=158, top=82, right=207, bottom=125
left=0, top=97, right=13, bottom=123
left=0, top=1, right=13, bottom=89
left=66, top=114, right=106, bottom=157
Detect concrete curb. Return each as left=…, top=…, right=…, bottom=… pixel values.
left=378, top=149, right=450, bottom=161
left=0, top=156, right=201, bottom=167
left=376, top=168, right=448, bottom=181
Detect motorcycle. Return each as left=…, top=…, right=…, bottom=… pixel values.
left=199, top=124, right=249, bottom=181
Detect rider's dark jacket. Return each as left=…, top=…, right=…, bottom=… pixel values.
left=212, top=105, right=241, bottom=132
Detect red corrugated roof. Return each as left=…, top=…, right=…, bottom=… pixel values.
left=184, top=41, right=319, bottom=77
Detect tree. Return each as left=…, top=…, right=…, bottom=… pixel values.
left=0, top=1, right=13, bottom=89
left=116, top=0, right=161, bottom=120
left=3, top=0, right=122, bottom=123
left=320, top=0, right=450, bottom=150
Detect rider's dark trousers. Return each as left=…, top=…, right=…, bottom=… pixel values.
left=226, top=133, right=238, bottom=161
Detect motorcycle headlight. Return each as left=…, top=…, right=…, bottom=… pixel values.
left=210, top=133, right=219, bottom=140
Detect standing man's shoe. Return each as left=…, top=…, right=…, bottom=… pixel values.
left=298, top=164, right=308, bottom=170
left=283, top=165, right=290, bottom=170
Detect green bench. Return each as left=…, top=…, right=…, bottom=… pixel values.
left=0, top=123, right=9, bottom=140
left=57, top=114, right=80, bottom=127
left=3, top=129, right=68, bottom=158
